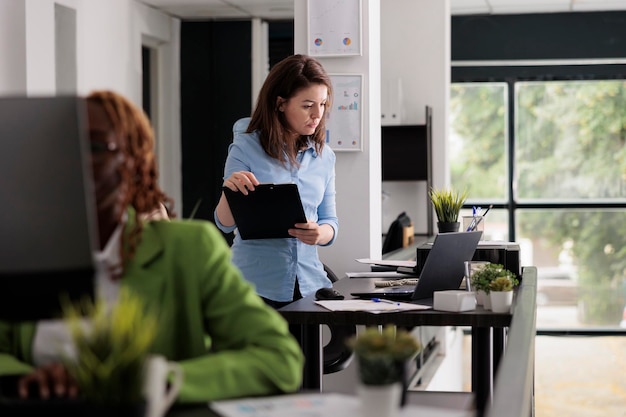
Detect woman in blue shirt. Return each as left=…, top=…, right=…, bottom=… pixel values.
left=214, top=54, right=338, bottom=308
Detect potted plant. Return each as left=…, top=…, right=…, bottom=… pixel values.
left=470, top=263, right=518, bottom=311
left=61, top=288, right=161, bottom=416
left=489, top=275, right=517, bottom=313
left=346, top=326, right=421, bottom=417
left=428, top=187, right=468, bottom=233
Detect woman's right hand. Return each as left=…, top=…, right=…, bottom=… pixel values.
left=17, top=362, right=79, bottom=399
left=223, top=171, right=259, bottom=195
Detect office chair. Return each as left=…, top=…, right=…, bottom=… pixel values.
left=382, top=212, right=413, bottom=254
left=322, top=264, right=357, bottom=374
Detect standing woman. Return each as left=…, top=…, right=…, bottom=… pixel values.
left=215, top=54, right=338, bottom=308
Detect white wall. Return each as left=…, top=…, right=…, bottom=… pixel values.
left=381, top=0, right=451, bottom=235
left=133, top=1, right=182, bottom=209
left=294, top=0, right=382, bottom=278
left=0, top=0, right=181, bottom=210
left=25, top=0, right=56, bottom=94
left=0, top=1, right=26, bottom=94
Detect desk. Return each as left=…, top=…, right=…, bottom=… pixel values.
left=278, top=269, right=535, bottom=415
left=167, top=391, right=474, bottom=417
left=168, top=404, right=219, bottom=417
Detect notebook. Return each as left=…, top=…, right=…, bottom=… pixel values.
left=223, top=183, right=307, bottom=240
left=351, top=231, right=482, bottom=302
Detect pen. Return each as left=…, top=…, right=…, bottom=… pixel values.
left=372, top=298, right=400, bottom=305
left=466, top=216, right=477, bottom=232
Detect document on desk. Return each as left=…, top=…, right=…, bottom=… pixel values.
left=315, top=300, right=431, bottom=313
left=346, top=271, right=419, bottom=279
left=356, top=258, right=417, bottom=268
left=211, top=392, right=472, bottom=417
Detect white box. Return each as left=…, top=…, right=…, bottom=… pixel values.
left=433, top=290, right=476, bottom=312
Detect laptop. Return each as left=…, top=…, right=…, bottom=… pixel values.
left=351, top=231, right=482, bottom=302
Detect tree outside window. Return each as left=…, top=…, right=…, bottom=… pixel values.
left=450, top=80, right=626, bottom=326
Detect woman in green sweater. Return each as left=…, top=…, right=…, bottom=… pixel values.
left=0, top=90, right=303, bottom=403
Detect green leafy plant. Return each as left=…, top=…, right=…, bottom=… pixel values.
left=490, top=276, right=515, bottom=292
left=471, top=263, right=518, bottom=294
left=62, top=288, right=158, bottom=405
left=346, top=326, right=421, bottom=385
left=428, top=187, right=468, bottom=223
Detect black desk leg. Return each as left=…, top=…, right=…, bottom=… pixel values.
left=296, top=324, right=323, bottom=392
left=472, top=327, right=492, bottom=416
left=492, top=327, right=506, bottom=378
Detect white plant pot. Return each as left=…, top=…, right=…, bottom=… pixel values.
left=490, top=291, right=513, bottom=313
left=475, top=290, right=485, bottom=305
left=483, top=292, right=492, bottom=310
left=357, top=382, right=403, bottom=417
left=477, top=290, right=491, bottom=310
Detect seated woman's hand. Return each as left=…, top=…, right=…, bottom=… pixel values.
left=17, top=362, right=79, bottom=399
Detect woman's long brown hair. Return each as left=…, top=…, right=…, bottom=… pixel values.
left=247, top=54, right=333, bottom=166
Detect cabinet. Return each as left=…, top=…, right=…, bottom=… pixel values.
left=381, top=78, right=403, bottom=125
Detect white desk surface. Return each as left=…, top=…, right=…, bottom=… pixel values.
left=211, top=392, right=473, bottom=417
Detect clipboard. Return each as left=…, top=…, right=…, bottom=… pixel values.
left=223, top=184, right=307, bottom=240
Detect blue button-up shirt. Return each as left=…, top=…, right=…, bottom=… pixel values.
left=214, top=118, right=339, bottom=302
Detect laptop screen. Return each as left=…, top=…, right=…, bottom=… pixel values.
left=351, top=231, right=482, bottom=301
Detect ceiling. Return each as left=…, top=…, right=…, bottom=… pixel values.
left=139, top=0, right=626, bottom=20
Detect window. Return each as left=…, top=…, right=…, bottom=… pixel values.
left=451, top=79, right=626, bottom=328
left=450, top=12, right=626, bottom=415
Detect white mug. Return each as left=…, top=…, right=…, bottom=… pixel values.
left=142, top=354, right=184, bottom=417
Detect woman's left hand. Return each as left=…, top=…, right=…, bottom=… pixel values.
left=288, top=222, right=333, bottom=245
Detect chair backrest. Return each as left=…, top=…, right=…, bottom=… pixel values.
left=382, top=212, right=412, bottom=254
left=323, top=263, right=340, bottom=283
left=485, top=266, right=537, bottom=417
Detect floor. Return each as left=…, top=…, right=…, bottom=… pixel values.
left=534, top=336, right=626, bottom=417
left=461, top=319, right=626, bottom=416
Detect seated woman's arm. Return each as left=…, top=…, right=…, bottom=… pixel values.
left=171, top=222, right=304, bottom=403
left=0, top=322, right=35, bottom=376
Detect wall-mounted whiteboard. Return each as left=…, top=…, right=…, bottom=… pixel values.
left=326, top=74, right=362, bottom=152
left=307, top=0, right=362, bottom=57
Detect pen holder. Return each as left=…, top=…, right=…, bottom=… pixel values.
left=462, top=215, right=484, bottom=236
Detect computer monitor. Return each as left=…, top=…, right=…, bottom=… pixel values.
left=381, top=124, right=428, bottom=181
left=0, top=96, right=96, bottom=321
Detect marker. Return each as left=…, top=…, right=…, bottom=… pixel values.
left=372, top=298, right=400, bottom=305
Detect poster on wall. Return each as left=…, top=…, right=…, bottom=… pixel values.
left=307, top=0, right=362, bottom=57
left=326, top=74, right=362, bottom=152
